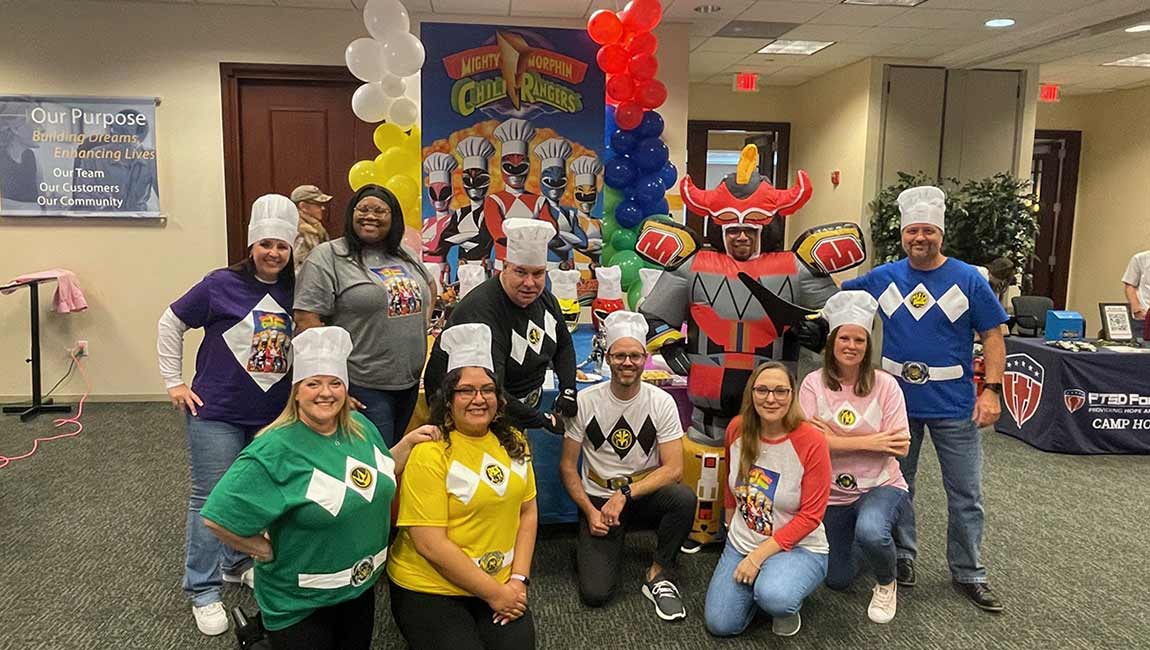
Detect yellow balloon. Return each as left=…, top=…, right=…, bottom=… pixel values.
left=373, top=123, right=406, bottom=153
left=347, top=159, right=378, bottom=191
left=406, top=125, right=421, bottom=146
left=386, top=174, right=420, bottom=203
left=378, top=146, right=418, bottom=179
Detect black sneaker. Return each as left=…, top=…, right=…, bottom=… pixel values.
left=642, top=576, right=687, bottom=621
left=896, top=558, right=916, bottom=587
left=679, top=539, right=703, bottom=554
left=953, top=581, right=1004, bottom=613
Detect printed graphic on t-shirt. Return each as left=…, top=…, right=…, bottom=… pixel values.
left=246, top=311, right=290, bottom=374
left=371, top=265, right=423, bottom=318
left=736, top=465, right=780, bottom=536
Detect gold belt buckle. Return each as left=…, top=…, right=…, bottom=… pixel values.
left=606, top=476, right=631, bottom=490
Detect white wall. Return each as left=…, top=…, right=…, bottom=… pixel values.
left=0, top=1, right=690, bottom=400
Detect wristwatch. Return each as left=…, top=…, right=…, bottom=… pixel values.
left=983, top=382, right=1003, bottom=394
left=511, top=573, right=531, bottom=586
left=620, top=484, right=633, bottom=502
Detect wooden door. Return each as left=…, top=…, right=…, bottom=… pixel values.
left=1030, top=130, right=1081, bottom=310
left=222, top=64, right=378, bottom=264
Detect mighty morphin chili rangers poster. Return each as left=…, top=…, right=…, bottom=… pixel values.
left=419, top=23, right=606, bottom=280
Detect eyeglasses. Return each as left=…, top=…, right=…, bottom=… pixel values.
left=453, top=386, right=497, bottom=399
left=608, top=352, right=647, bottom=364
left=752, top=386, right=792, bottom=400
left=355, top=206, right=391, bottom=216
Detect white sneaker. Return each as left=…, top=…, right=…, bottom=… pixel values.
left=223, top=567, right=254, bottom=589
left=771, top=612, right=801, bottom=637
left=868, top=582, right=898, bottom=624
left=192, top=601, right=229, bottom=636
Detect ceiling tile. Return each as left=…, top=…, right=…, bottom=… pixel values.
left=778, top=23, right=869, bottom=41
left=510, top=0, right=591, bottom=17
left=196, top=0, right=276, bottom=5
left=878, top=43, right=950, bottom=59
left=697, top=36, right=774, bottom=53
left=840, top=26, right=934, bottom=44
left=736, top=1, right=828, bottom=23
left=275, top=0, right=355, bottom=8
left=808, top=4, right=910, bottom=27
left=689, top=36, right=708, bottom=51
left=884, top=8, right=1058, bottom=31
left=731, top=56, right=793, bottom=73
left=664, top=0, right=752, bottom=20
left=430, top=0, right=509, bottom=15
left=689, top=17, right=731, bottom=36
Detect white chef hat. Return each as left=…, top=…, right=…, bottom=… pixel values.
left=458, top=263, right=486, bottom=298
left=596, top=265, right=623, bottom=300
left=638, top=268, right=663, bottom=303
left=422, top=152, right=457, bottom=185
left=442, top=323, right=494, bottom=372
left=534, top=138, right=572, bottom=170
left=504, top=218, right=555, bottom=267
left=423, top=262, right=443, bottom=293
left=494, top=118, right=535, bottom=157
left=548, top=269, right=580, bottom=301
left=898, top=185, right=946, bottom=232
left=570, top=155, right=603, bottom=187
left=247, top=194, right=299, bottom=247
left=292, top=326, right=353, bottom=384
left=823, top=290, right=879, bottom=335
left=975, top=265, right=990, bottom=282
left=604, top=310, right=648, bottom=352
left=456, top=136, right=495, bottom=171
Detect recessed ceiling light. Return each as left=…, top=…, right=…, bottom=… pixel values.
left=694, top=4, right=722, bottom=14
left=841, top=0, right=926, bottom=6
left=985, top=18, right=1016, bottom=28
left=758, top=40, right=835, bottom=55
left=1125, top=24, right=1150, bottom=33
left=1104, top=53, right=1150, bottom=67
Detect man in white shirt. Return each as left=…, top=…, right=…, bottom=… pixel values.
left=560, top=311, right=696, bottom=621
left=1122, top=250, right=1150, bottom=337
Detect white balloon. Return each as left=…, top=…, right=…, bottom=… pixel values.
left=364, top=0, right=410, bottom=40
left=380, top=73, right=407, bottom=98
left=345, top=38, right=387, bottom=83
left=388, top=97, right=419, bottom=129
left=382, top=32, right=426, bottom=78
left=352, top=83, right=393, bottom=123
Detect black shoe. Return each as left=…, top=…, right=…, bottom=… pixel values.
left=642, top=576, right=687, bottom=621
left=679, top=539, right=703, bottom=554
left=896, top=558, right=916, bottom=587
left=953, top=581, right=1004, bottom=612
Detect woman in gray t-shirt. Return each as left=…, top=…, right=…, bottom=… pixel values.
left=294, top=185, right=434, bottom=445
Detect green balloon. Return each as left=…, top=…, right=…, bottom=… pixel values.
left=602, top=215, right=620, bottom=241
left=603, top=186, right=624, bottom=216
left=627, top=283, right=644, bottom=310
left=600, top=243, right=618, bottom=266
left=613, top=250, right=643, bottom=290
left=611, top=227, right=638, bottom=251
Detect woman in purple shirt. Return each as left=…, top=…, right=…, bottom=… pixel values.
left=156, top=194, right=298, bottom=637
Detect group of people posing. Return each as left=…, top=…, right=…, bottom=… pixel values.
left=158, top=180, right=1008, bottom=649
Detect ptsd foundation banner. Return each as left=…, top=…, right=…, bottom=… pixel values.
left=0, top=95, right=159, bottom=218
left=419, top=23, right=606, bottom=279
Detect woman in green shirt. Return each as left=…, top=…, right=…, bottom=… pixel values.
left=201, top=326, right=438, bottom=650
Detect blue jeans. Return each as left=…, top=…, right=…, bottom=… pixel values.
left=824, top=486, right=908, bottom=589
left=894, top=417, right=987, bottom=583
left=184, top=416, right=258, bottom=606
left=349, top=384, right=419, bottom=447
left=704, top=542, right=828, bottom=637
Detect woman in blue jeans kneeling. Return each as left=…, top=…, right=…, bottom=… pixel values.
left=156, top=194, right=298, bottom=636
left=704, top=362, right=831, bottom=638
left=798, top=291, right=911, bottom=624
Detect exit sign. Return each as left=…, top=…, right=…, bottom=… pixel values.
left=1039, top=84, right=1061, bottom=103
left=733, top=72, right=759, bottom=93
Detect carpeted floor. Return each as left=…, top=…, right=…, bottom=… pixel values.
left=1, top=402, right=1147, bottom=649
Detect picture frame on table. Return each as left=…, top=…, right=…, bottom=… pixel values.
left=1099, top=303, right=1135, bottom=342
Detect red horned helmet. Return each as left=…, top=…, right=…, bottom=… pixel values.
left=680, top=169, right=812, bottom=229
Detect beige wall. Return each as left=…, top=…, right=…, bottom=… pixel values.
left=1038, top=87, right=1150, bottom=334
left=0, top=1, right=690, bottom=400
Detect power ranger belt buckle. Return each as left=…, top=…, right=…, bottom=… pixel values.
left=901, top=362, right=930, bottom=384
left=606, top=476, right=632, bottom=490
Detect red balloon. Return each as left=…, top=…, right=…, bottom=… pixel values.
left=621, top=0, right=663, bottom=32
left=616, top=102, right=643, bottom=130
left=596, top=44, right=629, bottom=74
left=606, top=73, right=637, bottom=103
left=587, top=9, right=624, bottom=45
left=628, top=52, right=658, bottom=81
left=636, top=79, right=667, bottom=109
left=624, top=30, right=658, bottom=56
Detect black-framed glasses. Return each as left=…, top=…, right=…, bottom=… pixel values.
left=752, top=386, right=792, bottom=400
left=608, top=352, right=647, bottom=364
left=453, top=385, right=497, bottom=399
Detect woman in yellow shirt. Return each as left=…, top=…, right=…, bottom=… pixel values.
left=387, top=323, right=538, bottom=650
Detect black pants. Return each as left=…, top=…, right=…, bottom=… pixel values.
left=266, top=585, right=375, bottom=650
left=576, top=483, right=696, bottom=607
left=389, top=582, right=536, bottom=650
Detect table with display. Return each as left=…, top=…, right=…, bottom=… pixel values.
left=996, top=336, right=1150, bottom=454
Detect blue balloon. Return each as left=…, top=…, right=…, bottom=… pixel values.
left=643, top=197, right=669, bottom=216
left=637, top=110, right=664, bottom=138
left=634, top=137, right=669, bottom=173
left=611, top=129, right=639, bottom=154
left=659, top=161, right=678, bottom=190
left=633, top=174, right=665, bottom=207
left=603, top=156, right=637, bottom=189
left=615, top=200, right=645, bottom=228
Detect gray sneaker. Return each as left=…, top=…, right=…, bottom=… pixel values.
left=642, top=576, right=687, bottom=621
left=772, top=612, right=801, bottom=637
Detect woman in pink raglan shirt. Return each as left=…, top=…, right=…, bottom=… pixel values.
left=703, top=361, right=830, bottom=639
left=799, top=290, right=911, bottom=625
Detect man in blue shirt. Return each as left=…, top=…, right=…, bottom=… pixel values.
left=843, top=186, right=1007, bottom=613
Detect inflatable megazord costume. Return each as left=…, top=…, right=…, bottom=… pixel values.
left=637, top=145, right=867, bottom=546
